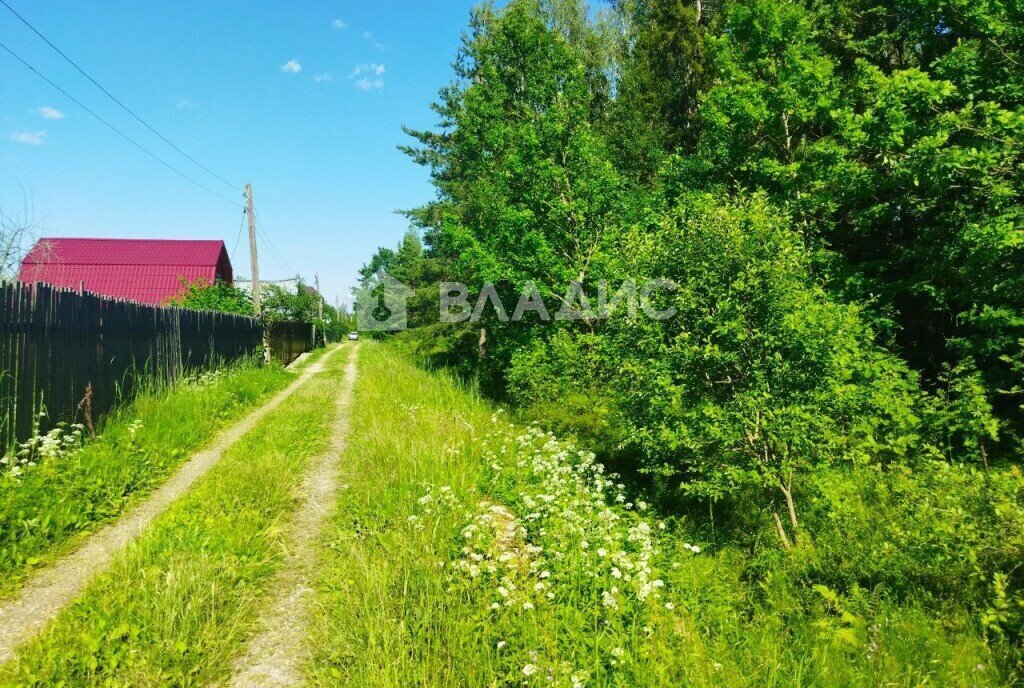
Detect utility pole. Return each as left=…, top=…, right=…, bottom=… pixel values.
left=244, top=184, right=269, bottom=363
left=244, top=184, right=261, bottom=316
left=313, top=272, right=323, bottom=346
left=315, top=273, right=323, bottom=320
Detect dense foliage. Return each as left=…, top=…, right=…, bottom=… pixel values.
left=170, top=277, right=355, bottom=342
left=167, top=278, right=253, bottom=315
left=359, top=0, right=1024, bottom=674
left=263, top=280, right=353, bottom=342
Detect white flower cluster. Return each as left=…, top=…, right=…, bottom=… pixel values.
left=1, top=411, right=85, bottom=481
left=517, top=653, right=590, bottom=687
left=476, top=425, right=669, bottom=610
left=181, top=368, right=225, bottom=388
left=410, top=422, right=696, bottom=684
left=408, top=484, right=461, bottom=531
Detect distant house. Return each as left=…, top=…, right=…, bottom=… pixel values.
left=234, top=277, right=300, bottom=295
left=18, top=238, right=233, bottom=305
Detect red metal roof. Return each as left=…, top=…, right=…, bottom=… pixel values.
left=18, top=238, right=233, bottom=305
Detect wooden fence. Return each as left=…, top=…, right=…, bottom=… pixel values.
left=0, top=282, right=264, bottom=450
left=267, top=320, right=314, bottom=366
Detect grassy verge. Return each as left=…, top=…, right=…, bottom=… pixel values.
left=306, top=342, right=493, bottom=686
left=0, top=361, right=294, bottom=598
left=289, top=344, right=330, bottom=371
left=0, top=346, right=348, bottom=687
left=306, top=343, right=1008, bottom=687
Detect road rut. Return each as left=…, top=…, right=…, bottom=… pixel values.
left=0, top=346, right=342, bottom=665
left=227, top=342, right=359, bottom=687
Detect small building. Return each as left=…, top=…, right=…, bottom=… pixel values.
left=234, top=277, right=300, bottom=295
left=18, top=237, right=233, bottom=305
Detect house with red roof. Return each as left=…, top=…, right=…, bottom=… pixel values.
left=18, top=238, right=234, bottom=305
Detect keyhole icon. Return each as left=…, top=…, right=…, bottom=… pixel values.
left=372, top=293, right=392, bottom=322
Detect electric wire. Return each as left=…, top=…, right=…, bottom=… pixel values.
left=230, top=208, right=246, bottom=266
left=1, top=1, right=293, bottom=278
left=0, top=0, right=239, bottom=191
left=256, top=222, right=293, bottom=277
left=0, top=41, right=241, bottom=208
left=238, top=201, right=292, bottom=283
left=252, top=210, right=294, bottom=276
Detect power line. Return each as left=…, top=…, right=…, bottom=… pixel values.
left=230, top=207, right=246, bottom=265
left=257, top=229, right=290, bottom=275
left=253, top=218, right=290, bottom=276
left=0, top=0, right=238, bottom=192
left=0, top=41, right=241, bottom=208
left=253, top=213, right=293, bottom=276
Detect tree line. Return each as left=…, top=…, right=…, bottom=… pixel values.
left=360, top=0, right=1024, bottom=654
left=170, top=278, right=356, bottom=341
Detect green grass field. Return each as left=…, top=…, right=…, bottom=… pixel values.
left=0, top=361, right=293, bottom=599
left=0, top=349, right=348, bottom=687
left=306, top=343, right=1007, bottom=687
left=0, top=343, right=1015, bottom=686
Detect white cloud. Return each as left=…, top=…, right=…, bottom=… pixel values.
left=37, top=106, right=64, bottom=120
left=313, top=72, right=333, bottom=83
left=350, top=63, right=385, bottom=77
left=175, top=98, right=196, bottom=110
left=332, top=18, right=347, bottom=29
left=10, top=131, right=46, bottom=145
left=350, top=63, right=385, bottom=90
left=280, top=59, right=302, bottom=74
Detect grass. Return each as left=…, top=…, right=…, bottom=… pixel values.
left=306, top=342, right=494, bottom=686
left=306, top=342, right=1010, bottom=687
left=0, top=360, right=292, bottom=598
left=289, top=343, right=330, bottom=371
left=1, top=342, right=1011, bottom=685
left=0, top=345, right=350, bottom=687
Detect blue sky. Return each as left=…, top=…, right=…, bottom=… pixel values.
left=0, top=0, right=475, bottom=305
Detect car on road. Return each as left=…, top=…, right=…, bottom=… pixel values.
left=348, top=331, right=359, bottom=341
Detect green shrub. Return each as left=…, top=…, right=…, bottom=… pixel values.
left=784, top=462, right=1024, bottom=638
left=506, top=331, right=622, bottom=449
left=166, top=278, right=252, bottom=314
left=608, top=193, right=923, bottom=547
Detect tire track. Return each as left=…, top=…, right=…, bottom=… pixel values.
left=0, top=345, right=343, bottom=665
left=227, top=343, right=359, bottom=688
